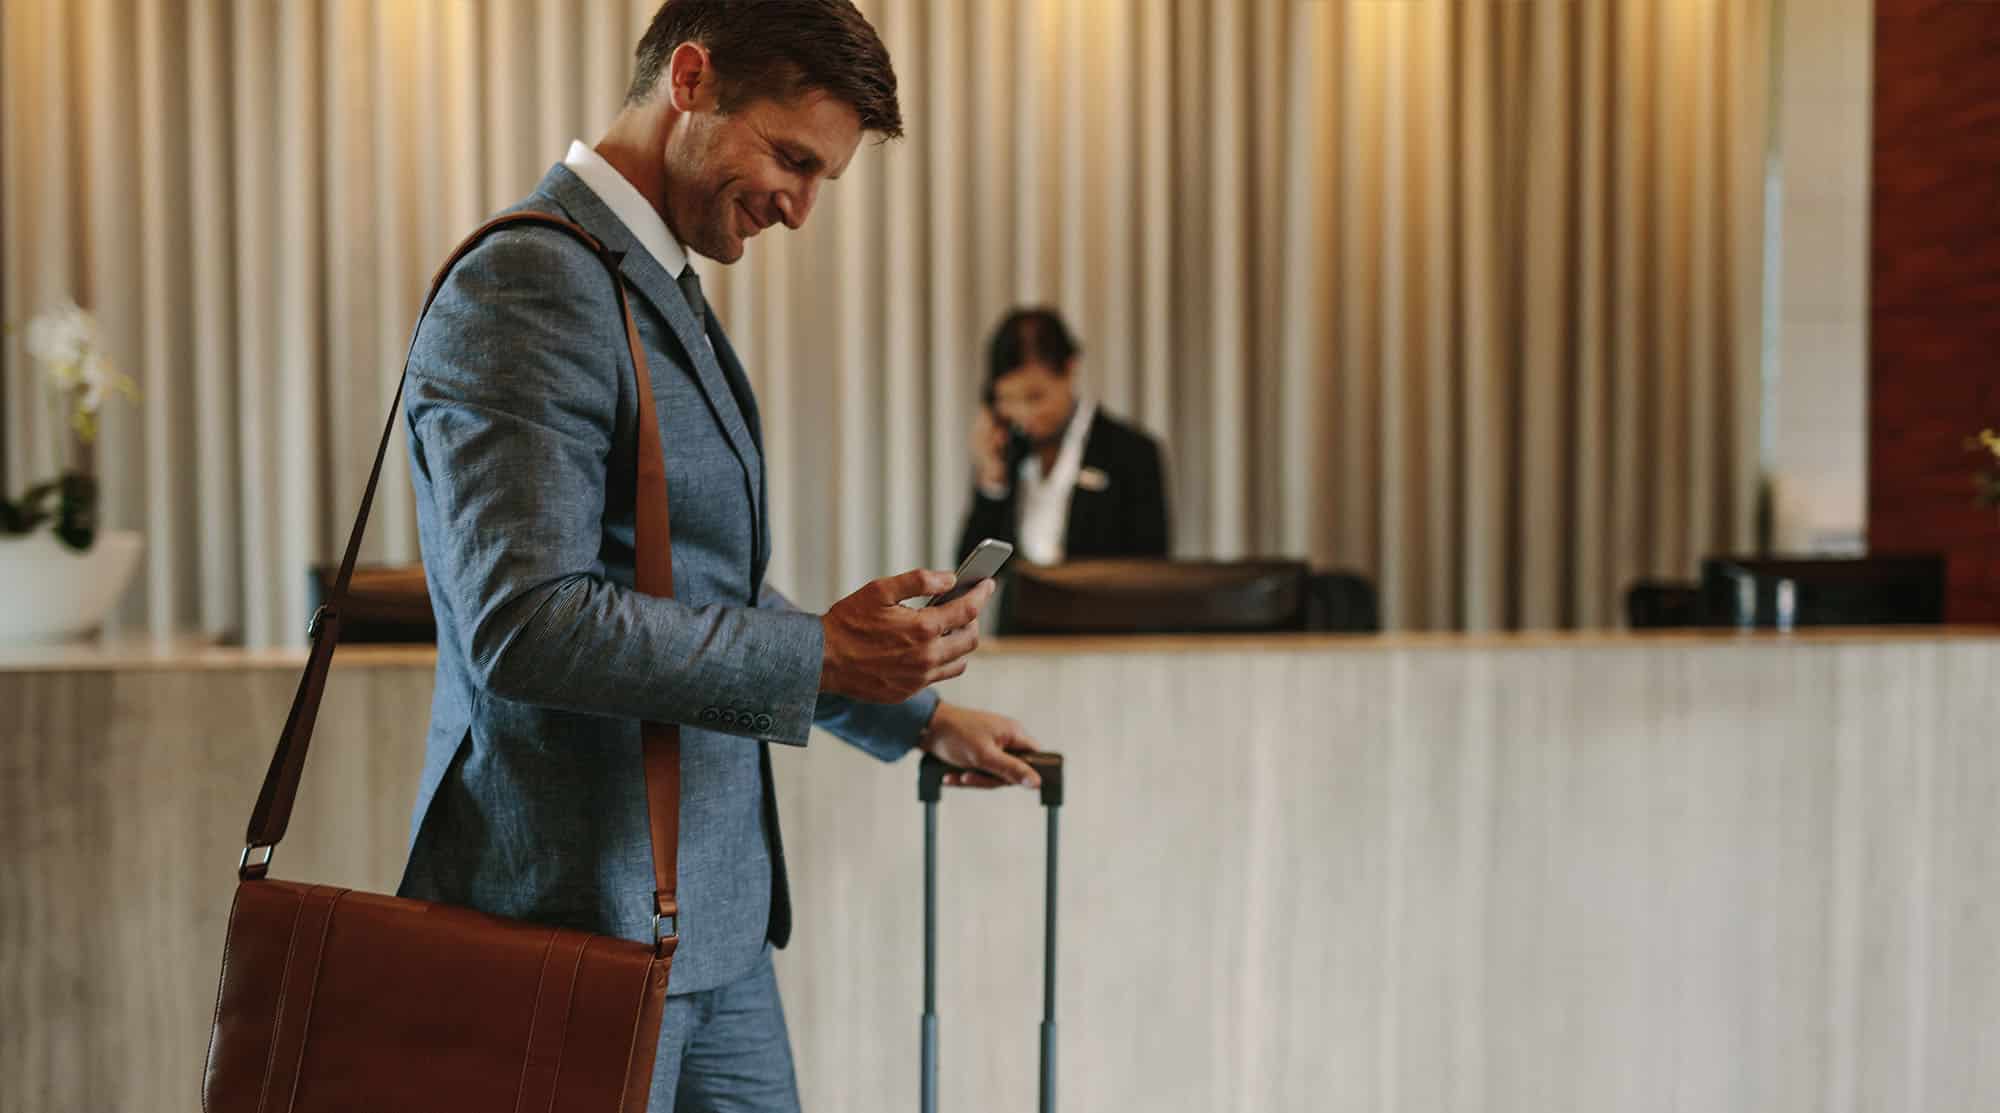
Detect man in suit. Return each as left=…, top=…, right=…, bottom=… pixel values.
left=397, top=3, right=1038, bottom=1109
left=958, top=307, right=1171, bottom=566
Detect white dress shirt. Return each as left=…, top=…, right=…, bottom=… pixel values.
left=562, top=140, right=720, bottom=358
left=563, top=139, right=692, bottom=277
left=1010, top=397, right=1097, bottom=566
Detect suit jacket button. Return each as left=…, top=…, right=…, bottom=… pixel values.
left=720, top=709, right=738, bottom=726
left=755, top=714, right=774, bottom=733
left=700, top=707, right=720, bottom=723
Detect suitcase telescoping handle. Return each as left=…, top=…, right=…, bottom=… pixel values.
left=918, top=751, right=1065, bottom=1113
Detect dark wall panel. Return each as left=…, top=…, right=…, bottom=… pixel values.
left=1870, top=0, right=2000, bottom=621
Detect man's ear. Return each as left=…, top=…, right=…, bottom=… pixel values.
left=665, top=41, right=715, bottom=112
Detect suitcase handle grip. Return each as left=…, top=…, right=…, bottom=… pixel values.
left=919, top=751, right=1063, bottom=807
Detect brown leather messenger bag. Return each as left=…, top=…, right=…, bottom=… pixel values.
left=203, top=212, right=681, bottom=1112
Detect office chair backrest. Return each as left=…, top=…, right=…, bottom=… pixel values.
left=1305, top=571, right=1381, bottom=633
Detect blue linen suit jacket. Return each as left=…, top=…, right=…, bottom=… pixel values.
left=396, top=163, right=938, bottom=996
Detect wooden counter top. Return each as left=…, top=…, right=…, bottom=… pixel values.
left=4, top=625, right=1997, bottom=673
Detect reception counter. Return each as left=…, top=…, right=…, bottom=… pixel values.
left=5, top=629, right=1999, bottom=1112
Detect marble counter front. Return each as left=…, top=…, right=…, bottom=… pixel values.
left=5, top=629, right=1998, bottom=1111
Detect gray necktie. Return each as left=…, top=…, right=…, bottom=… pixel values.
left=678, top=260, right=753, bottom=425
left=676, top=264, right=706, bottom=335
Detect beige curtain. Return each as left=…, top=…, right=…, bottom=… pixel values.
left=0, top=0, right=1769, bottom=646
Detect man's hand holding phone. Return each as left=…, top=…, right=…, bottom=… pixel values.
left=819, top=540, right=1036, bottom=789
left=819, top=541, right=1013, bottom=704
left=820, top=570, right=990, bottom=703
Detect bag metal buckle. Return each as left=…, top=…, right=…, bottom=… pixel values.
left=653, top=895, right=679, bottom=958
left=239, top=844, right=275, bottom=880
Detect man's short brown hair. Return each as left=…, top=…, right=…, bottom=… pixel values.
left=626, top=0, right=903, bottom=139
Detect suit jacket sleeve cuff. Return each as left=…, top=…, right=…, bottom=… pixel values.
left=750, top=608, right=827, bottom=747
left=811, top=687, right=941, bottom=763
left=748, top=582, right=936, bottom=756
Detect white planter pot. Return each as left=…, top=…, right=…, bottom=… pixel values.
left=0, top=528, right=144, bottom=644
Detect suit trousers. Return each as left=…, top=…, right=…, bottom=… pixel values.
left=650, top=946, right=803, bottom=1112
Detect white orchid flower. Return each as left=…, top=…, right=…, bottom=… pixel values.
left=15, top=300, right=138, bottom=446
left=79, top=351, right=112, bottom=413
left=24, top=300, right=96, bottom=373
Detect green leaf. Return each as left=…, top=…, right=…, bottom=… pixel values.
left=0, top=472, right=95, bottom=542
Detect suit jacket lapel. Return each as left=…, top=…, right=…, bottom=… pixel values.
left=1063, top=411, right=1110, bottom=558
left=540, top=165, right=764, bottom=502
left=706, top=322, right=771, bottom=579
left=707, top=322, right=763, bottom=451
left=616, top=248, right=764, bottom=491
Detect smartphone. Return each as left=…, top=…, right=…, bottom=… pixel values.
left=1003, top=423, right=1033, bottom=473
left=909, top=539, right=1014, bottom=609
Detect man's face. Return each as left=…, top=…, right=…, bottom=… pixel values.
left=661, top=85, right=863, bottom=264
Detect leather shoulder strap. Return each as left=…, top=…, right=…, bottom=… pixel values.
left=241, top=211, right=684, bottom=956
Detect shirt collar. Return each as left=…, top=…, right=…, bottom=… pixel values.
left=1057, top=396, right=1097, bottom=466
left=562, top=139, right=693, bottom=279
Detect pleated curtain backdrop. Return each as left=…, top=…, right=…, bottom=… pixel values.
left=0, top=0, right=1770, bottom=647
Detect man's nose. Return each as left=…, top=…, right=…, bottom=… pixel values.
left=776, top=183, right=817, bottom=230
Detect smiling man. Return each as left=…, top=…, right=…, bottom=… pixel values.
left=396, top=2, right=1042, bottom=1109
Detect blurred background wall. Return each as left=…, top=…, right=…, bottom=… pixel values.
left=1768, top=0, right=1873, bottom=559
left=3, top=1, right=1815, bottom=645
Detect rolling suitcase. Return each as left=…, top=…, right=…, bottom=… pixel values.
left=917, top=751, right=1066, bottom=1113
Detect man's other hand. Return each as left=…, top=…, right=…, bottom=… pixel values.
left=820, top=570, right=994, bottom=703
left=919, top=702, right=1042, bottom=790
